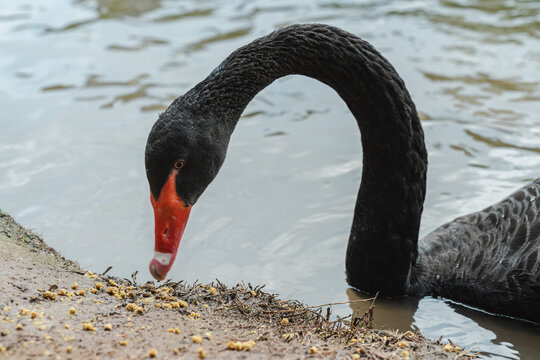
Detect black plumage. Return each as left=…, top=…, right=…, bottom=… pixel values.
left=145, top=24, right=540, bottom=322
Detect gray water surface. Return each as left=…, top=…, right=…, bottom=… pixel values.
left=1, top=0, right=539, bottom=358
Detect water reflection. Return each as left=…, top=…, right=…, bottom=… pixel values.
left=348, top=289, right=540, bottom=359
left=77, top=0, right=162, bottom=19
left=390, top=0, right=540, bottom=41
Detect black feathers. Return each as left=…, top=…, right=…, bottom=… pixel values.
left=145, top=24, right=539, bottom=322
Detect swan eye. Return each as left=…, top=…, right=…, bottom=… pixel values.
left=174, top=160, right=185, bottom=169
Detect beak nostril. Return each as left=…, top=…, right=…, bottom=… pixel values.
left=163, top=227, right=169, bottom=236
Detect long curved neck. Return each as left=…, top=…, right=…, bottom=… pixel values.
left=184, top=24, right=427, bottom=296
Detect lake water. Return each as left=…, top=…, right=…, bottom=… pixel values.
left=1, top=0, right=539, bottom=358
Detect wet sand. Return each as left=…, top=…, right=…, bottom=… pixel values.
left=0, top=210, right=476, bottom=359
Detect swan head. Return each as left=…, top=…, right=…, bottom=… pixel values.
left=145, top=99, right=227, bottom=280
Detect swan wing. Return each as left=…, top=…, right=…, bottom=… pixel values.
left=414, top=178, right=540, bottom=321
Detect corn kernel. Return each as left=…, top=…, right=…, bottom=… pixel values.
left=43, top=291, right=57, bottom=300
left=397, top=340, right=408, bottom=348
left=19, top=308, right=30, bottom=315
left=82, top=322, right=96, bottom=331
left=189, top=312, right=201, bottom=319
left=191, top=335, right=203, bottom=343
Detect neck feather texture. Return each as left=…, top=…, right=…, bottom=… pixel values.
left=183, top=24, right=427, bottom=296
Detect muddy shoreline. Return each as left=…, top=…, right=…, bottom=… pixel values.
left=0, top=210, right=475, bottom=359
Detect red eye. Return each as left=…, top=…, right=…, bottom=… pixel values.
left=174, top=160, right=185, bottom=169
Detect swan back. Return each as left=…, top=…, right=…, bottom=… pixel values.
left=414, top=178, right=540, bottom=321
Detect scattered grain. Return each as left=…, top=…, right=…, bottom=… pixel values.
left=189, top=312, right=201, bottom=319
left=191, top=335, right=203, bottom=344
left=82, top=322, right=96, bottom=331
left=397, top=340, right=408, bottom=348
left=43, top=291, right=57, bottom=300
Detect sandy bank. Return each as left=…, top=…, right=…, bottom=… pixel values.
left=0, top=210, right=475, bottom=359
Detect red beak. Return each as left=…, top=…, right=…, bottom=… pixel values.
left=149, top=169, right=191, bottom=280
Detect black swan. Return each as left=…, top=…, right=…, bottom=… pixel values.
left=145, top=24, right=540, bottom=322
